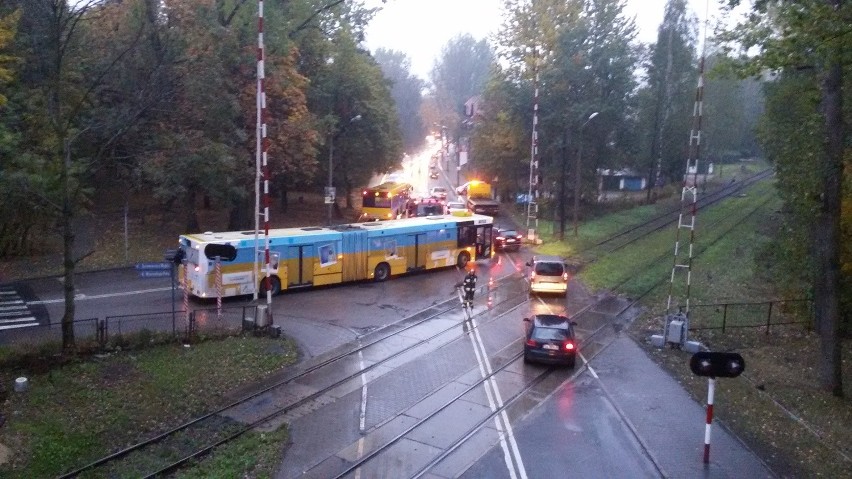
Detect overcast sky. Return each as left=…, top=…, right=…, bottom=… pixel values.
left=363, top=0, right=731, bottom=81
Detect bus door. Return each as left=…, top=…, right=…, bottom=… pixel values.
left=475, top=225, right=493, bottom=259
left=287, top=245, right=315, bottom=286
left=407, top=233, right=427, bottom=271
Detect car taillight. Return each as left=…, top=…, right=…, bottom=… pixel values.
left=526, top=339, right=537, bottom=347
left=496, top=236, right=505, bottom=241
left=564, top=341, right=575, bottom=351
left=562, top=272, right=568, bottom=281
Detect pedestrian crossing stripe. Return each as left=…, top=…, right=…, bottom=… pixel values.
left=1, top=316, right=36, bottom=324
left=0, top=322, right=39, bottom=331
left=0, top=287, right=40, bottom=331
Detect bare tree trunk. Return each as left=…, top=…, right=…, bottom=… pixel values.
left=185, top=186, right=199, bottom=232
left=815, top=29, right=844, bottom=397
left=61, top=140, right=76, bottom=352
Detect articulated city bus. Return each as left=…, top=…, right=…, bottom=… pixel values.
left=177, top=214, right=493, bottom=299
left=359, top=181, right=412, bottom=221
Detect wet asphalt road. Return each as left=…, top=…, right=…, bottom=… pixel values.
left=1, top=244, right=773, bottom=478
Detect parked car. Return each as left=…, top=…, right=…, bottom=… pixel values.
left=430, top=186, right=448, bottom=200
left=527, top=255, right=569, bottom=297
left=523, top=314, right=578, bottom=367
left=429, top=168, right=440, bottom=179
left=493, top=228, right=522, bottom=252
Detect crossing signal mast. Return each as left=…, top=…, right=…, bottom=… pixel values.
left=652, top=7, right=710, bottom=351
left=525, top=45, right=541, bottom=244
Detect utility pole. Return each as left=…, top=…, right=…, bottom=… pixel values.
left=572, top=112, right=598, bottom=237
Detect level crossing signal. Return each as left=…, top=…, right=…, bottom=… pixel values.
left=689, top=352, right=745, bottom=378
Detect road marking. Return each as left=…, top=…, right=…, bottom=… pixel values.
left=28, top=287, right=173, bottom=305
left=464, top=319, right=518, bottom=479
left=1, top=316, right=36, bottom=324
left=0, top=322, right=39, bottom=331
left=355, top=346, right=368, bottom=479
left=472, top=316, right=528, bottom=479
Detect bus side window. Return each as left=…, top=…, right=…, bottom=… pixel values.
left=458, top=226, right=475, bottom=247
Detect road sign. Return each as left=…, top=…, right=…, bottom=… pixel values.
left=324, top=186, right=336, bottom=204
left=135, top=262, right=172, bottom=271
left=138, top=270, right=172, bottom=278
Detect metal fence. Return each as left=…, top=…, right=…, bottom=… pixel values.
left=0, top=304, right=271, bottom=353
left=689, top=299, right=812, bottom=333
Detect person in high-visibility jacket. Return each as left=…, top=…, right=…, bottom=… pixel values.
left=461, top=267, right=477, bottom=308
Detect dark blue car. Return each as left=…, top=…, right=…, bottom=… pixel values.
left=523, top=314, right=578, bottom=368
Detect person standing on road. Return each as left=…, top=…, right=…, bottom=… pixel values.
left=461, top=266, right=477, bottom=309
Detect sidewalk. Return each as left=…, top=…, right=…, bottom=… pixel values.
left=590, top=334, right=775, bottom=479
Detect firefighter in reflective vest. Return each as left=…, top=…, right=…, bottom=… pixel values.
left=461, top=265, right=477, bottom=308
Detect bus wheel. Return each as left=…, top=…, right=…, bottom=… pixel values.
left=374, top=263, right=391, bottom=282
left=260, top=276, right=281, bottom=295
left=457, top=252, right=471, bottom=268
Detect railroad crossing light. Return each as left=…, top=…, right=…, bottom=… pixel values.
left=204, top=243, right=237, bottom=262
left=689, top=352, right=745, bottom=378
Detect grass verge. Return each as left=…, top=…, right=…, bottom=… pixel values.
left=528, top=174, right=851, bottom=477
left=0, top=335, right=298, bottom=478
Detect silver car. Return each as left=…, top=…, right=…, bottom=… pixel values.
left=527, top=255, right=569, bottom=297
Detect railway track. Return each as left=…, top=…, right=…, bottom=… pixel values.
left=577, top=169, right=774, bottom=262
left=59, top=274, right=530, bottom=478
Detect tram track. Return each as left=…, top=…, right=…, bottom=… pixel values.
left=58, top=273, right=530, bottom=478
left=577, top=169, right=774, bottom=262
left=326, top=281, right=640, bottom=479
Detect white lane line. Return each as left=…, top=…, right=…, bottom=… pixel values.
left=470, top=316, right=528, bottom=479
left=0, top=322, right=38, bottom=331
left=354, top=347, right=368, bottom=479
left=28, top=287, right=173, bottom=305
left=464, top=319, right=518, bottom=479
left=358, top=349, right=368, bottom=432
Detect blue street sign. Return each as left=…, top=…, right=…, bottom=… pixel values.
left=135, top=262, right=172, bottom=271
left=139, top=270, right=172, bottom=278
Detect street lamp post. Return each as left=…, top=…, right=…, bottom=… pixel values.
left=573, top=112, right=599, bottom=237
left=327, top=114, right=361, bottom=226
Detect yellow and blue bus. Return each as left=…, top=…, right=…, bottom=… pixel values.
left=178, top=214, right=494, bottom=298
left=360, top=181, right=412, bottom=221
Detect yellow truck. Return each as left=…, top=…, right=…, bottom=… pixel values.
left=458, top=180, right=499, bottom=216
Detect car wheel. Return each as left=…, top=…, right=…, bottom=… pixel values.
left=457, top=251, right=471, bottom=268
left=374, top=262, right=391, bottom=282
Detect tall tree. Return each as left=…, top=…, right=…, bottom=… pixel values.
left=539, top=0, right=639, bottom=236
left=641, top=0, right=697, bottom=200
left=2, top=0, right=154, bottom=351
left=430, top=34, right=495, bottom=133
left=721, top=0, right=850, bottom=397
left=373, top=48, right=426, bottom=153
left=0, top=8, right=19, bottom=106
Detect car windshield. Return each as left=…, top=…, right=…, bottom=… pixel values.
left=532, top=327, right=571, bottom=341
left=500, top=230, right=518, bottom=237
left=432, top=187, right=446, bottom=193
left=535, top=262, right=564, bottom=276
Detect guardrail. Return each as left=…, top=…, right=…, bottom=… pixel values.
left=0, top=305, right=273, bottom=353
left=689, top=299, right=811, bottom=334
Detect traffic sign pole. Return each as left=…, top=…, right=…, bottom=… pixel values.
left=216, top=257, right=222, bottom=320
left=704, top=377, right=715, bottom=464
